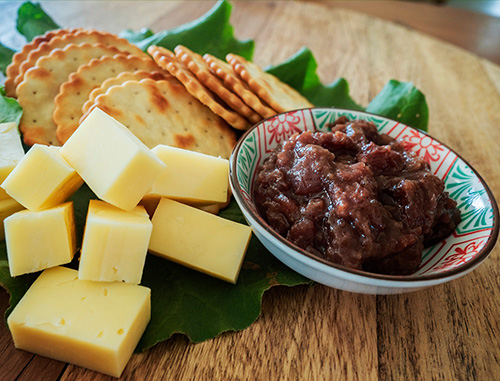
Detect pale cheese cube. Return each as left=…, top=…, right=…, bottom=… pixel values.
left=1, top=144, right=83, bottom=211
left=149, top=198, right=252, bottom=283
left=4, top=202, right=76, bottom=277
left=149, top=145, right=229, bottom=205
left=7, top=266, right=150, bottom=378
left=0, top=198, right=25, bottom=240
left=79, top=200, right=152, bottom=284
left=0, top=122, right=25, bottom=200
left=60, top=108, right=166, bottom=211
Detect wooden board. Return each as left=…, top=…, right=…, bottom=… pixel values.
left=1, top=1, right=499, bottom=380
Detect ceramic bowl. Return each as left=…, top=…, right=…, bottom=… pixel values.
left=229, top=108, right=499, bottom=294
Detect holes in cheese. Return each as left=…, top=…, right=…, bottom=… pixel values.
left=148, top=144, right=229, bottom=206
left=59, top=107, right=166, bottom=211
left=4, top=202, right=76, bottom=277
left=149, top=198, right=252, bottom=284
left=0, top=122, right=25, bottom=201
left=7, top=266, right=151, bottom=378
left=78, top=200, right=152, bottom=284
left=1, top=144, right=83, bottom=211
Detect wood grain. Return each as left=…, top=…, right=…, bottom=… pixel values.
left=0, top=1, right=499, bottom=380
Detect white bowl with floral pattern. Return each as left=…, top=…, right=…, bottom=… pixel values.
left=229, top=108, right=499, bottom=294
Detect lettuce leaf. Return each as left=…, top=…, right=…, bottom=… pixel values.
left=266, top=47, right=364, bottom=111
left=16, top=2, right=60, bottom=42
left=123, top=0, right=254, bottom=60
left=366, top=79, right=429, bottom=131
left=0, top=85, right=23, bottom=125
left=266, top=47, right=428, bottom=131
left=0, top=43, right=15, bottom=75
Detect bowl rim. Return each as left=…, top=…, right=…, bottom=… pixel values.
left=229, top=107, right=500, bottom=282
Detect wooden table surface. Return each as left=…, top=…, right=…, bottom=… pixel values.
left=1, top=1, right=500, bottom=380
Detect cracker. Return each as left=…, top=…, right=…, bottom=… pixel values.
left=17, top=43, right=123, bottom=146
left=203, top=53, right=276, bottom=119
left=4, top=29, right=77, bottom=98
left=82, top=70, right=170, bottom=115
left=82, top=78, right=235, bottom=158
left=54, top=54, right=161, bottom=144
left=149, top=46, right=250, bottom=130
left=14, top=29, right=145, bottom=91
left=227, top=53, right=313, bottom=113
left=174, top=45, right=261, bottom=125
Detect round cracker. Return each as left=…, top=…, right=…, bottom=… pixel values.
left=54, top=54, right=161, bottom=144
left=82, top=78, right=235, bottom=158
left=14, top=29, right=145, bottom=91
left=227, top=53, right=313, bottom=114
left=5, top=28, right=78, bottom=98
left=174, top=45, right=261, bottom=125
left=82, top=70, right=170, bottom=115
left=149, top=46, right=250, bottom=130
left=17, top=43, right=123, bottom=146
left=204, top=53, right=276, bottom=119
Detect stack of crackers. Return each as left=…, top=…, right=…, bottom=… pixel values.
left=6, top=28, right=312, bottom=159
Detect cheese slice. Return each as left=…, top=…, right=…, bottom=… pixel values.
left=1, top=144, right=83, bottom=211
left=0, top=122, right=25, bottom=200
left=149, top=198, right=252, bottom=283
left=4, top=202, right=76, bottom=277
left=7, top=266, right=150, bottom=378
left=149, top=145, right=229, bottom=205
left=79, top=200, right=152, bottom=284
left=60, top=108, right=166, bottom=211
left=0, top=198, right=25, bottom=241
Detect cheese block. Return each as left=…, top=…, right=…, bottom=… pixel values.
left=149, top=198, right=252, bottom=283
left=0, top=198, right=25, bottom=241
left=7, top=266, right=151, bottom=378
left=79, top=200, right=152, bottom=284
left=149, top=145, right=229, bottom=205
left=1, top=144, right=83, bottom=211
left=60, top=107, right=166, bottom=211
left=0, top=122, right=25, bottom=200
left=4, top=202, right=76, bottom=277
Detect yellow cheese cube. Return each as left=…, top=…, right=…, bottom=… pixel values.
left=79, top=200, right=152, bottom=284
left=149, top=145, right=229, bottom=205
left=60, top=108, right=166, bottom=211
left=0, top=198, right=25, bottom=240
left=149, top=198, right=252, bottom=283
left=4, top=202, right=76, bottom=277
left=7, top=266, right=150, bottom=378
left=0, top=122, right=25, bottom=200
left=1, top=144, right=83, bottom=211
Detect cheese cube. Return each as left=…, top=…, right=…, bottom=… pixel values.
left=1, top=144, right=83, bottom=211
left=79, top=200, right=152, bottom=284
left=7, top=266, right=150, bottom=378
left=60, top=108, right=166, bottom=211
left=0, top=122, right=25, bottom=200
left=4, top=202, right=76, bottom=277
left=149, top=145, right=229, bottom=205
left=0, top=198, right=25, bottom=240
left=149, top=198, right=252, bottom=283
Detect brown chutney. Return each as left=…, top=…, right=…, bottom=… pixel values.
left=253, top=117, right=461, bottom=275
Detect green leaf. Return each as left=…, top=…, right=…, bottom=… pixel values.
left=266, top=47, right=364, bottom=111
left=0, top=241, right=38, bottom=317
left=119, top=28, right=154, bottom=44
left=366, top=79, right=429, bottom=131
left=0, top=85, right=23, bottom=126
left=0, top=43, right=15, bottom=75
left=16, top=2, right=60, bottom=42
left=131, top=0, right=254, bottom=60
left=0, top=191, right=310, bottom=348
